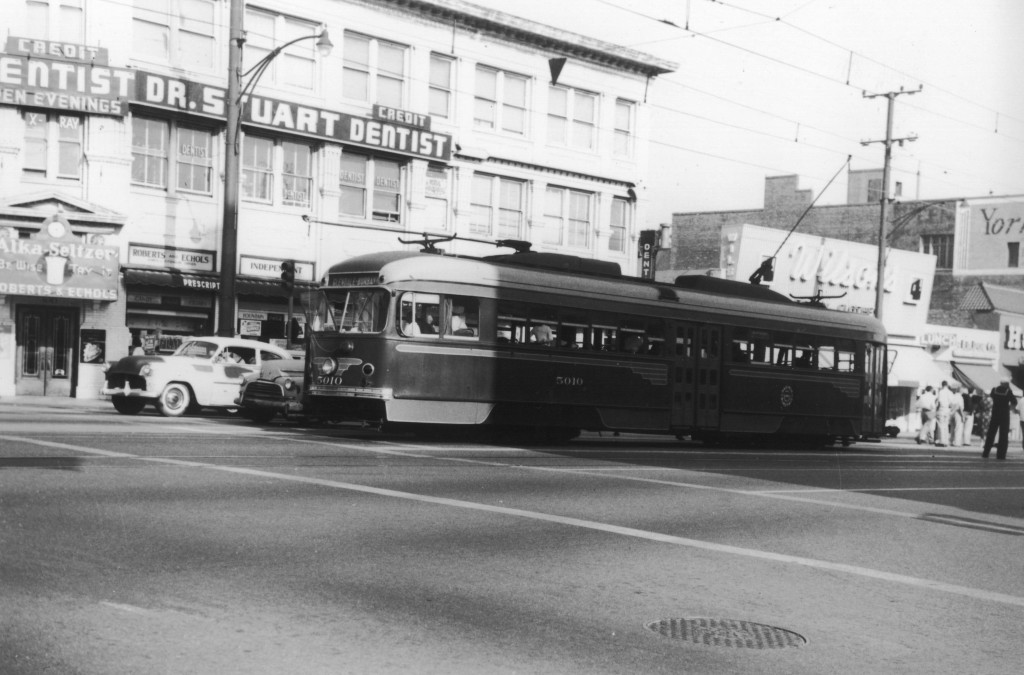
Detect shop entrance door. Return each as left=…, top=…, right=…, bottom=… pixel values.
left=15, top=306, right=77, bottom=397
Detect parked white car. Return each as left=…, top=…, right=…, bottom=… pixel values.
left=102, top=337, right=298, bottom=417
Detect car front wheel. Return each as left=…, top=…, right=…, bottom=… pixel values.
left=158, top=383, right=192, bottom=417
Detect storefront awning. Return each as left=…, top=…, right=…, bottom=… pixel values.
left=952, top=362, right=1023, bottom=395
left=235, top=277, right=316, bottom=298
left=888, top=348, right=952, bottom=389
left=124, top=268, right=220, bottom=291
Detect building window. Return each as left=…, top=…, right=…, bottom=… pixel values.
left=281, top=142, right=312, bottom=207
left=133, top=0, right=216, bottom=71
left=23, top=111, right=82, bottom=180
left=241, top=135, right=274, bottom=203
left=425, top=166, right=451, bottom=230
left=866, top=178, right=883, bottom=203
left=921, top=234, right=953, bottom=269
left=343, top=32, right=407, bottom=107
left=339, top=153, right=404, bottom=223
left=470, top=174, right=525, bottom=238
left=131, top=117, right=213, bottom=195
left=240, top=135, right=314, bottom=207
left=609, top=197, right=630, bottom=252
left=26, top=0, right=84, bottom=42
left=1009, top=242, right=1020, bottom=268
left=429, top=54, right=454, bottom=119
left=244, top=9, right=320, bottom=90
left=614, top=99, right=635, bottom=157
left=548, top=86, right=598, bottom=150
left=544, top=187, right=593, bottom=248
left=474, top=67, right=528, bottom=135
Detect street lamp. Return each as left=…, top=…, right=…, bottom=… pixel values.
left=217, top=0, right=332, bottom=337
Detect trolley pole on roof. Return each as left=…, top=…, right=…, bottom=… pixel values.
left=862, top=86, right=920, bottom=320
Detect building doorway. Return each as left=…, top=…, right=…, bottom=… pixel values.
left=15, top=305, right=77, bottom=397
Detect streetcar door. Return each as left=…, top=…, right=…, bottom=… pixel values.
left=695, top=326, right=722, bottom=428
left=671, top=324, right=721, bottom=430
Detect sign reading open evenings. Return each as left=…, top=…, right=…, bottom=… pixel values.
left=0, top=36, right=453, bottom=162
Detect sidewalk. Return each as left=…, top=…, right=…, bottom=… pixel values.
left=0, top=395, right=111, bottom=411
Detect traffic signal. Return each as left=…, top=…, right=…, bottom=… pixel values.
left=280, top=260, right=296, bottom=291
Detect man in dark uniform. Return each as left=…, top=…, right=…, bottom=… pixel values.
left=982, top=377, right=1018, bottom=460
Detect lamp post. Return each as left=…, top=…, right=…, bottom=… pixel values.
left=217, top=0, right=332, bottom=337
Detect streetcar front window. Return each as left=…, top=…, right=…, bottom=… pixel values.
left=311, top=288, right=389, bottom=333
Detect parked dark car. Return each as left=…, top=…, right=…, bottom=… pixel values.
left=235, top=356, right=307, bottom=423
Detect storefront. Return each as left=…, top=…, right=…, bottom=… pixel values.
left=235, top=255, right=316, bottom=349
left=0, top=203, right=123, bottom=399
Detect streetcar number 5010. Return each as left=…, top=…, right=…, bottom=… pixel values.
left=555, top=376, right=583, bottom=386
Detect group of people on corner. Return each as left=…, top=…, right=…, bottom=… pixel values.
left=916, top=378, right=1019, bottom=460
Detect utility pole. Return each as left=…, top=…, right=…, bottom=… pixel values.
left=862, top=86, right=920, bottom=321
left=217, top=0, right=244, bottom=337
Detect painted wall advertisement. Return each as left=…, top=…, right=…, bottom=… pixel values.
left=721, top=224, right=936, bottom=337
left=0, top=213, right=119, bottom=300
left=959, top=199, right=1024, bottom=272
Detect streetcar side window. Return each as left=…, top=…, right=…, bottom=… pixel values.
left=837, top=345, right=857, bottom=372
left=326, top=289, right=389, bottom=333
left=397, top=292, right=440, bottom=338
left=558, top=310, right=588, bottom=350
left=818, top=345, right=836, bottom=370
left=444, top=295, right=479, bottom=340
left=497, top=303, right=528, bottom=344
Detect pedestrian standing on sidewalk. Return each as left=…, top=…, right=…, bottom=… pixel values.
left=949, top=382, right=965, bottom=446
left=916, top=385, right=937, bottom=445
left=961, top=387, right=977, bottom=446
left=935, top=381, right=956, bottom=447
left=982, top=378, right=1018, bottom=460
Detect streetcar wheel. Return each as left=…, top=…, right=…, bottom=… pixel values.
left=157, top=383, right=192, bottom=417
left=111, top=397, right=146, bottom=415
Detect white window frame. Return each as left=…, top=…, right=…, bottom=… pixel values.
left=425, top=165, right=452, bottom=231
left=470, top=174, right=525, bottom=239
left=429, top=53, right=455, bottom=120
left=342, top=32, right=408, bottom=108
left=241, top=134, right=315, bottom=208
left=475, top=66, right=529, bottom=135
left=132, top=0, right=217, bottom=72
left=544, top=186, right=593, bottom=249
left=338, top=153, right=405, bottom=224
left=23, top=111, right=83, bottom=181
left=244, top=9, right=320, bottom=91
left=547, top=85, right=598, bottom=150
left=614, top=99, right=636, bottom=157
left=609, top=197, right=630, bottom=253
left=26, top=0, right=84, bottom=42
left=132, top=117, right=216, bottom=195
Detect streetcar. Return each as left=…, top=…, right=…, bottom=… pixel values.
left=301, top=243, right=887, bottom=445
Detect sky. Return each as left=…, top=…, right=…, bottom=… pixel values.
left=470, top=0, right=1024, bottom=226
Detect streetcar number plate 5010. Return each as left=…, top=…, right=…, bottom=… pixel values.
left=555, top=376, right=583, bottom=386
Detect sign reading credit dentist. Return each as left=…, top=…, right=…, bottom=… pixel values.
left=1, top=36, right=453, bottom=162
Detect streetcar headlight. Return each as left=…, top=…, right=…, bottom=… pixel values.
left=140, top=364, right=152, bottom=377
left=320, top=357, right=337, bottom=375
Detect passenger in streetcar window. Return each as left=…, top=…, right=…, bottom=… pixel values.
left=530, top=324, right=553, bottom=346
left=624, top=334, right=645, bottom=354
left=418, top=313, right=437, bottom=334
left=450, top=306, right=474, bottom=336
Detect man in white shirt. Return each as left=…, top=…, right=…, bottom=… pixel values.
left=935, top=381, right=958, bottom=447
left=916, top=385, right=937, bottom=445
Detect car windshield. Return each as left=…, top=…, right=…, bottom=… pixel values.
left=173, top=340, right=220, bottom=359
left=309, top=288, right=389, bottom=333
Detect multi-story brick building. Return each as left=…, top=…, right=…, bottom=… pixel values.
left=0, top=0, right=675, bottom=400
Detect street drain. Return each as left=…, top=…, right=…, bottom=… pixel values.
left=645, top=618, right=806, bottom=649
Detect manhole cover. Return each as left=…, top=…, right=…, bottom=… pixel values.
left=645, top=618, right=806, bottom=649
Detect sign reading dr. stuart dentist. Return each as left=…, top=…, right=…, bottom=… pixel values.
left=1, top=37, right=453, bottom=162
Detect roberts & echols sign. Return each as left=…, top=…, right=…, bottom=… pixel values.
left=1, top=37, right=453, bottom=162
left=0, top=212, right=119, bottom=300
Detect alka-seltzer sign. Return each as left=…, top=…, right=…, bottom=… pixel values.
left=0, top=37, right=452, bottom=162
left=0, top=212, right=119, bottom=300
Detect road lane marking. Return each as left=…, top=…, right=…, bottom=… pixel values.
left=5, top=434, right=1024, bottom=610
